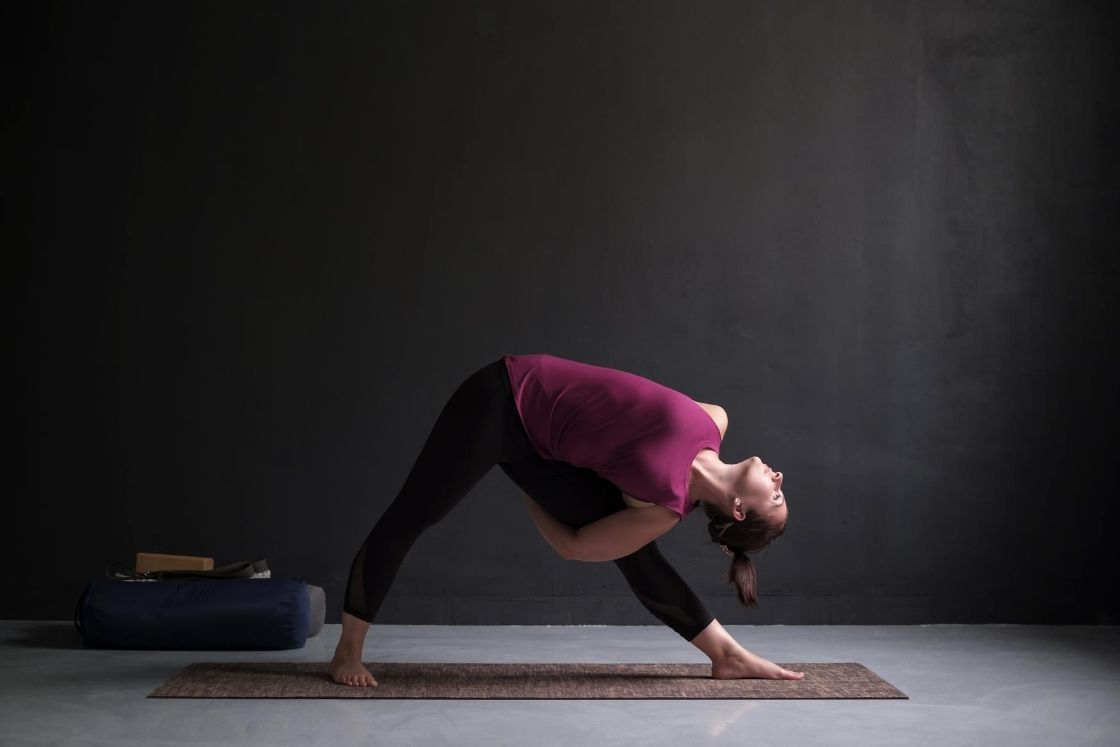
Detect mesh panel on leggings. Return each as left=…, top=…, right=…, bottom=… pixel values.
left=614, top=545, right=715, bottom=642
left=633, top=590, right=705, bottom=636
left=343, top=535, right=369, bottom=621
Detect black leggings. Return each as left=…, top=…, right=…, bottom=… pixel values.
left=341, top=358, right=715, bottom=643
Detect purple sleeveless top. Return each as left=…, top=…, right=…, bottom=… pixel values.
left=503, top=353, right=722, bottom=520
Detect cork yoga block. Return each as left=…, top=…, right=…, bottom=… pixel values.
left=135, top=552, right=214, bottom=573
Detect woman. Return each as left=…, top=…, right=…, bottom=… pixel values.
left=330, top=353, right=802, bottom=687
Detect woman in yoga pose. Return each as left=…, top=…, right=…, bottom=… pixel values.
left=330, top=353, right=801, bottom=687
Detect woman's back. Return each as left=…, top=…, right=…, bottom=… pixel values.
left=503, top=353, right=722, bottom=520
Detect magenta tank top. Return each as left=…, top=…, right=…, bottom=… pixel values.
left=503, top=353, right=722, bottom=520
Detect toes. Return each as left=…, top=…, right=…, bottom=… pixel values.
left=336, top=670, right=378, bottom=687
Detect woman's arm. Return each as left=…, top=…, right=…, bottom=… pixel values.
left=522, top=493, right=577, bottom=559
left=522, top=493, right=677, bottom=561
left=566, top=504, right=679, bottom=561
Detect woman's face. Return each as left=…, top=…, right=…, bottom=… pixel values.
left=741, top=456, right=786, bottom=521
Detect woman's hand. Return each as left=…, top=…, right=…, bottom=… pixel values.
left=711, top=649, right=805, bottom=680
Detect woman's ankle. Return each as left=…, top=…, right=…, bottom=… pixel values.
left=336, top=611, right=370, bottom=656
left=333, top=644, right=363, bottom=659
left=690, top=619, right=749, bottom=663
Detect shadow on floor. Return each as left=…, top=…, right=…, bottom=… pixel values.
left=7, top=621, right=86, bottom=649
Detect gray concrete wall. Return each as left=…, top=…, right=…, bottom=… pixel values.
left=5, top=0, right=1116, bottom=624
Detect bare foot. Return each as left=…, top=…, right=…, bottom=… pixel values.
left=712, top=650, right=804, bottom=680
left=329, top=651, right=378, bottom=687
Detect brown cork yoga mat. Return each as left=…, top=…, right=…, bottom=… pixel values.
left=148, top=661, right=908, bottom=699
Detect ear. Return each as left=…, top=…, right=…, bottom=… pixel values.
left=732, top=496, right=746, bottom=521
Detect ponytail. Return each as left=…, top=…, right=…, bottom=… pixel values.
left=704, top=500, right=787, bottom=609
left=725, top=549, right=759, bottom=608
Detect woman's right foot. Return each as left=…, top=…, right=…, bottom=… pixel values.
left=329, top=651, right=378, bottom=687
left=711, top=650, right=804, bottom=680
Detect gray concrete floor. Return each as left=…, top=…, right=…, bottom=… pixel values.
left=1, top=622, right=1117, bottom=746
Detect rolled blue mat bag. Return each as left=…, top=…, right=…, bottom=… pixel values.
left=73, top=576, right=311, bottom=650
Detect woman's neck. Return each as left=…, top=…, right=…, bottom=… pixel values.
left=688, top=450, right=736, bottom=506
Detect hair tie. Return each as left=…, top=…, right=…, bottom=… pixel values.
left=719, top=543, right=735, bottom=557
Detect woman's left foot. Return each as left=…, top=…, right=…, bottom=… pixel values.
left=329, top=651, right=378, bottom=687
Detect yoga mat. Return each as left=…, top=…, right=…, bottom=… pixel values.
left=148, top=661, right=908, bottom=699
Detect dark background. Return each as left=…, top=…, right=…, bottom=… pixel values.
left=4, top=1, right=1117, bottom=625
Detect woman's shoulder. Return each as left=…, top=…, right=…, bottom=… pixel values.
left=693, top=401, right=728, bottom=439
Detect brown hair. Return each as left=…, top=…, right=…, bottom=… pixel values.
left=703, top=500, right=788, bottom=607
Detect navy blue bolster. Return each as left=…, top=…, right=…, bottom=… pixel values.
left=74, top=577, right=311, bottom=650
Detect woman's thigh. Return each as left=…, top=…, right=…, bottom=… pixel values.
left=498, top=456, right=624, bottom=528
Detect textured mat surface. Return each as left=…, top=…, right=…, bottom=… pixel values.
left=148, top=661, right=908, bottom=699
